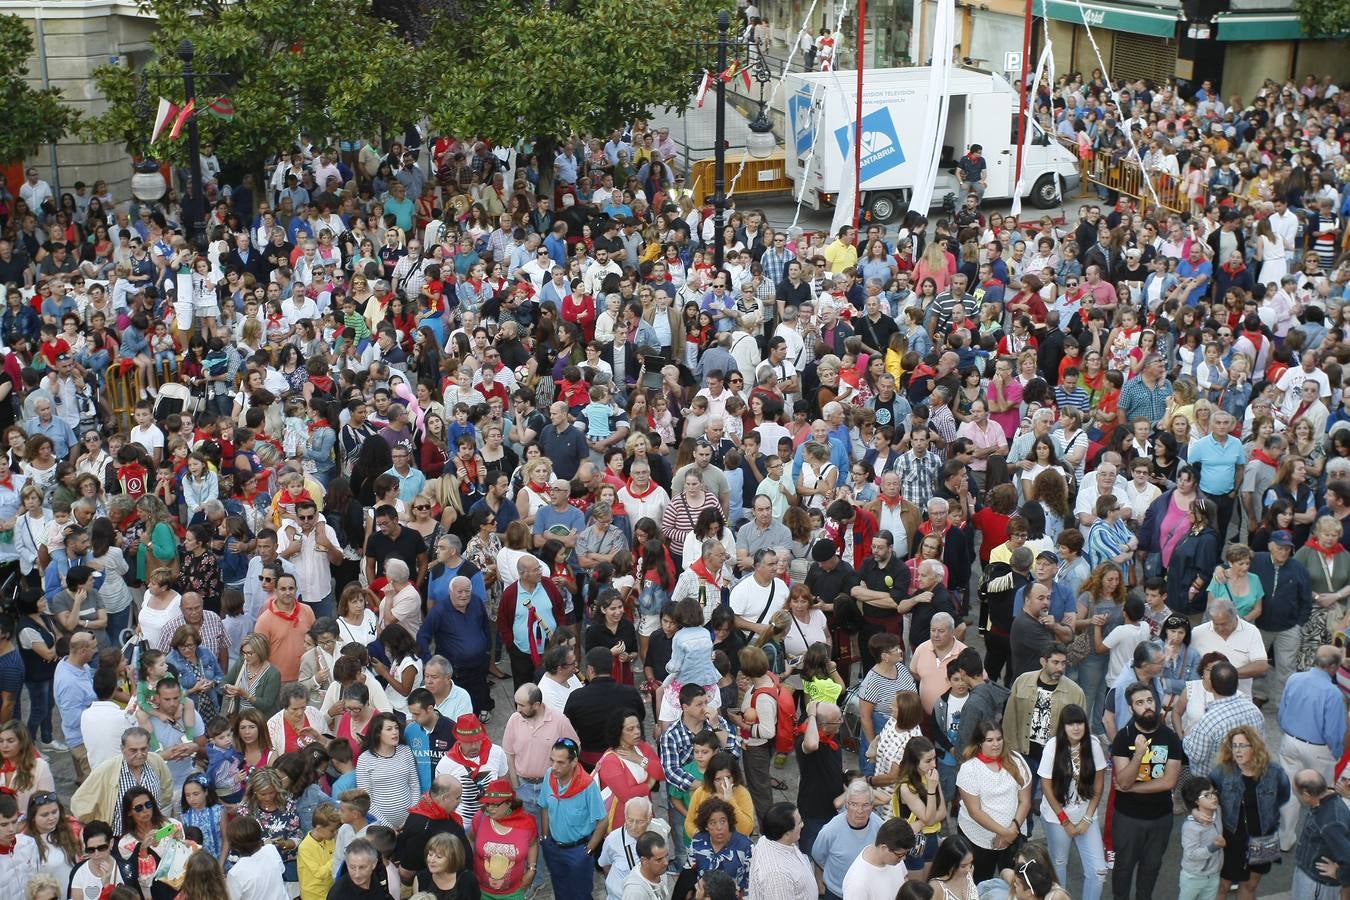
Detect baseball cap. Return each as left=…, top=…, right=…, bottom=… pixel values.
left=1036, top=550, right=1060, bottom=564
left=1269, top=530, right=1295, bottom=547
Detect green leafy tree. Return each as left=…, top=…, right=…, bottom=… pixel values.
left=81, top=0, right=429, bottom=172
left=0, top=14, right=79, bottom=164
left=1293, top=0, right=1350, bottom=36
left=423, top=0, right=726, bottom=196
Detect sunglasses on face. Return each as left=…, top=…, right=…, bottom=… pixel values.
left=132, top=801, right=154, bottom=812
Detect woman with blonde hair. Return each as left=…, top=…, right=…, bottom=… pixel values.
left=138, top=566, right=182, bottom=647
left=136, top=494, right=179, bottom=583
left=224, top=634, right=283, bottom=719
left=515, top=457, right=554, bottom=527
left=1211, top=725, right=1288, bottom=900
left=915, top=239, right=953, bottom=294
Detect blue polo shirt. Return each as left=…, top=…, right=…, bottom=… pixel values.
left=1188, top=433, right=1245, bottom=495
left=541, top=775, right=605, bottom=843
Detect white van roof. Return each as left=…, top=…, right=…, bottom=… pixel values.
left=792, top=66, right=1009, bottom=96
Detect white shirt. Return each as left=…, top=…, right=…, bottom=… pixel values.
left=276, top=520, right=339, bottom=605
left=1276, top=366, right=1331, bottom=414
left=728, top=574, right=785, bottom=642
left=841, top=854, right=908, bottom=900
left=600, top=819, right=672, bottom=900
left=1190, top=619, right=1267, bottom=696
left=20, top=179, right=53, bottom=213
left=1074, top=475, right=1132, bottom=532
left=226, top=844, right=289, bottom=900
left=539, top=674, right=583, bottom=712
left=129, top=423, right=165, bottom=458
left=1268, top=209, right=1299, bottom=251
left=80, top=701, right=136, bottom=769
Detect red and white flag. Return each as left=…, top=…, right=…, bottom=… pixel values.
left=150, top=97, right=179, bottom=143
left=695, top=71, right=713, bottom=108
left=167, top=99, right=196, bottom=140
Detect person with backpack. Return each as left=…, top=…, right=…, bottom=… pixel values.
left=738, top=644, right=791, bottom=830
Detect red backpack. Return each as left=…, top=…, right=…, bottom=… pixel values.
left=748, top=672, right=799, bottom=754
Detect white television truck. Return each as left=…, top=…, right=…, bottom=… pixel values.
left=783, top=66, right=1081, bottom=223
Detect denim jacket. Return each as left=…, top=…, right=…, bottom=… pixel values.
left=1212, top=762, right=1290, bottom=838
left=1160, top=645, right=1199, bottom=696
left=1297, top=794, right=1350, bottom=886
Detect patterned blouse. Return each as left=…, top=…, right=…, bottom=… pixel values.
left=689, top=830, right=753, bottom=895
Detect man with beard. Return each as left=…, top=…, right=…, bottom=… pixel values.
left=1109, top=682, right=1185, bottom=900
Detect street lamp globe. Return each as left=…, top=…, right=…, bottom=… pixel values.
left=131, top=161, right=166, bottom=202
left=746, top=114, right=776, bottom=159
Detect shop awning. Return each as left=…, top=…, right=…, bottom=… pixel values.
left=1214, top=12, right=1308, bottom=40
left=1041, top=0, right=1181, bottom=38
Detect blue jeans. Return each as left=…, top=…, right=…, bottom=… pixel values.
left=303, top=593, right=334, bottom=621
left=155, top=349, right=177, bottom=372
left=1043, top=813, right=1106, bottom=900
left=26, top=679, right=53, bottom=742
left=1072, top=653, right=1109, bottom=736
left=859, top=706, right=890, bottom=776
left=106, top=607, right=132, bottom=647
left=668, top=804, right=689, bottom=868
left=938, top=750, right=959, bottom=811
left=540, top=838, right=594, bottom=900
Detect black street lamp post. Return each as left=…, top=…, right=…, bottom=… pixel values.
left=177, top=40, right=207, bottom=250
left=132, top=39, right=225, bottom=252
left=691, top=12, right=773, bottom=271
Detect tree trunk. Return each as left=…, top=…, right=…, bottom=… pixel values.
left=534, top=133, right=558, bottom=208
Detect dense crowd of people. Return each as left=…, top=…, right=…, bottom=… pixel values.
left=0, top=61, right=1347, bottom=900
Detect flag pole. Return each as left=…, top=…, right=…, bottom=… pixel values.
left=854, top=0, right=867, bottom=228
left=1013, top=0, right=1034, bottom=192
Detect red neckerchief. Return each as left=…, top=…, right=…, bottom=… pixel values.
left=625, top=478, right=660, bottom=500
left=445, top=738, right=495, bottom=779
left=976, top=752, right=1003, bottom=768
left=880, top=493, right=903, bottom=509
left=1250, top=449, right=1280, bottom=468
left=0, top=841, right=13, bottom=855
left=1221, top=260, right=1246, bottom=275
left=307, top=418, right=330, bottom=435
left=797, top=720, right=839, bottom=751
left=689, top=557, right=722, bottom=587
left=265, top=598, right=302, bottom=624
left=1306, top=539, right=1345, bottom=558
left=528, top=481, right=551, bottom=500
left=0, top=477, right=12, bottom=492
left=547, top=765, right=594, bottom=800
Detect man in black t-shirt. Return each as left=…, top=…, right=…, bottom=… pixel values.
left=1110, top=682, right=1186, bottom=900
left=795, top=700, right=844, bottom=857
left=364, top=504, right=428, bottom=586
left=851, top=529, right=911, bottom=671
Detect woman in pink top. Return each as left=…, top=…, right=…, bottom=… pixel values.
left=986, top=358, right=1024, bottom=443
left=594, top=712, right=664, bottom=830
left=1157, top=467, right=1200, bottom=567
left=913, top=241, right=953, bottom=295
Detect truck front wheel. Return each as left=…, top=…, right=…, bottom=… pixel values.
left=866, top=191, right=904, bottom=224
left=1030, top=175, right=1060, bottom=209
